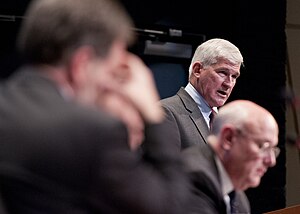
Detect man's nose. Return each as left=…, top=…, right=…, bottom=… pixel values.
left=263, top=150, right=277, bottom=167
left=223, top=76, right=235, bottom=88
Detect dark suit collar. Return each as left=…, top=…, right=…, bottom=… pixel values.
left=182, top=144, right=223, bottom=195
left=177, top=87, right=199, bottom=113
left=11, top=66, right=66, bottom=100
left=177, top=87, right=210, bottom=140
left=13, top=66, right=55, bottom=85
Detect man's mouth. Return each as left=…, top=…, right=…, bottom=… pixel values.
left=217, top=90, right=227, bottom=97
left=257, top=168, right=266, bottom=177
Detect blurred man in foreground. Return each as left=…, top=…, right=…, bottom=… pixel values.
left=0, top=0, right=190, bottom=213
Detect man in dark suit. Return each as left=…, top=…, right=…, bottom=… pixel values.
left=182, top=100, right=280, bottom=213
left=160, top=38, right=243, bottom=150
left=0, top=0, right=191, bottom=213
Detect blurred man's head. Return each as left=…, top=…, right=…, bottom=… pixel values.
left=209, top=100, right=279, bottom=191
left=16, top=0, right=163, bottom=140
left=17, top=0, right=135, bottom=106
left=189, top=39, right=243, bottom=108
left=18, top=0, right=134, bottom=65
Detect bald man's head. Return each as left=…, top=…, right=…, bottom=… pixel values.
left=209, top=100, right=279, bottom=190
left=211, top=100, right=278, bottom=138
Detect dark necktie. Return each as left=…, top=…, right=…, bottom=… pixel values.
left=209, top=109, right=217, bottom=130
left=229, top=191, right=237, bottom=214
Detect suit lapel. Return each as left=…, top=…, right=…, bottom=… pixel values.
left=177, top=88, right=209, bottom=143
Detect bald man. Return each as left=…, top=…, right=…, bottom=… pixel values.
left=182, top=100, right=279, bottom=214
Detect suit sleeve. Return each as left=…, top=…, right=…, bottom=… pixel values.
left=160, top=104, right=182, bottom=152
left=92, top=117, right=191, bottom=214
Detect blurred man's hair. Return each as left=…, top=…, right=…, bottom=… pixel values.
left=17, top=0, right=135, bottom=65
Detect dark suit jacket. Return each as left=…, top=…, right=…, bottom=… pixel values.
left=160, top=87, right=209, bottom=151
left=0, top=67, right=190, bottom=214
left=182, top=145, right=251, bottom=214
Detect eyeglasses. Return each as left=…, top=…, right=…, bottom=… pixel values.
left=258, top=142, right=281, bottom=158
left=236, top=128, right=280, bottom=158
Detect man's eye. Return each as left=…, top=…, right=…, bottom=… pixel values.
left=232, top=74, right=239, bottom=79
left=218, top=71, right=227, bottom=77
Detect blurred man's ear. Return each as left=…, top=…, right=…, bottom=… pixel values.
left=220, top=126, right=235, bottom=151
left=68, top=46, right=96, bottom=87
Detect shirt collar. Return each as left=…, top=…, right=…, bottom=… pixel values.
left=215, top=155, right=234, bottom=196
left=185, top=83, right=218, bottom=127
left=185, top=83, right=211, bottom=114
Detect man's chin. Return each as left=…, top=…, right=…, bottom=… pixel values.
left=214, top=100, right=226, bottom=107
left=249, top=178, right=262, bottom=188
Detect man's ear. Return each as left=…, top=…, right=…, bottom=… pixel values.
left=191, top=61, right=203, bottom=78
left=68, top=46, right=95, bottom=86
left=220, top=126, right=235, bottom=151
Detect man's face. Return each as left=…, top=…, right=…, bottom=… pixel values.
left=227, top=123, right=279, bottom=191
left=193, top=58, right=240, bottom=107
left=79, top=41, right=128, bottom=105
left=79, top=41, right=163, bottom=125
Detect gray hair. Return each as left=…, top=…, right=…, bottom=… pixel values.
left=188, top=38, right=243, bottom=77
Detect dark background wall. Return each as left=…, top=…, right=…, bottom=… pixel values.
left=0, top=0, right=287, bottom=213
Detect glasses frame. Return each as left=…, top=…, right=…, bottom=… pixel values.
left=235, top=128, right=280, bottom=158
